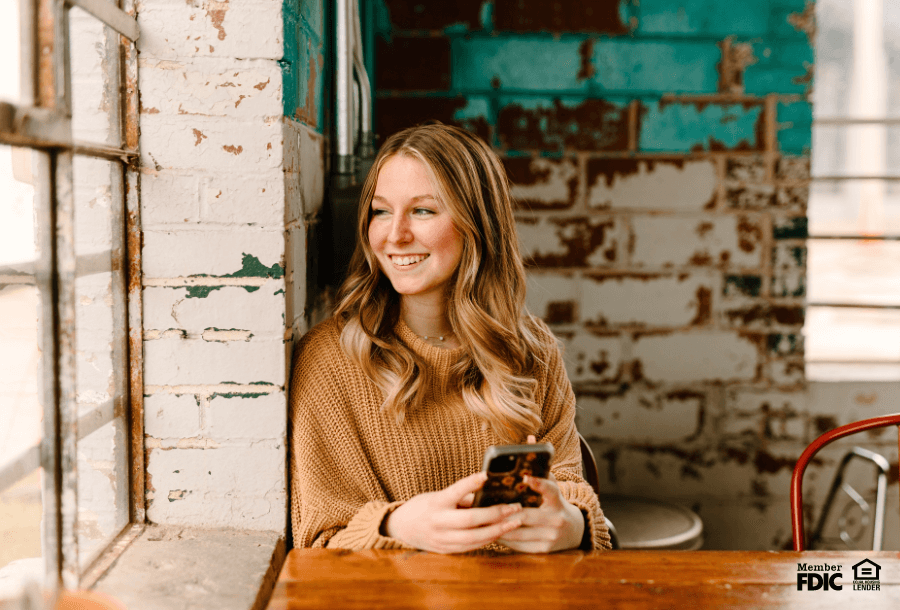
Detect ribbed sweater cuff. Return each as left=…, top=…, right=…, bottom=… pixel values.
left=557, top=481, right=612, bottom=551
left=327, top=501, right=417, bottom=551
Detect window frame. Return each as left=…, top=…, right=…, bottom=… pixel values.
left=0, top=0, right=143, bottom=592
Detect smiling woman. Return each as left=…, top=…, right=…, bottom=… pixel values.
left=367, top=155, right=464, bottom=309
left=289, top=123, right=611, bottom=555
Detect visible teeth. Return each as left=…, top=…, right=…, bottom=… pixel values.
left=392, top=254, right=428, bottom=266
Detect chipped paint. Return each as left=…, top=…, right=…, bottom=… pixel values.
left=206, top=0, right=229, bottom=41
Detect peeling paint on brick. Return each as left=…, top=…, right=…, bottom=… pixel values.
left=587, top=159, right=717, bottom=211
left=577, top=39, right=595, bottom=81
left=787, top=1, right=816, bottom=44
left=717, top=37, right=757, bottom=94
left=506, top=156, right=578, bottom=209
left=724, top=275, right=762, bottom=297
left=493, top=0, right=630, bottom=34
left=498, top=99, right=630, bottom=152
left=206, top=0, right=229, bottom=41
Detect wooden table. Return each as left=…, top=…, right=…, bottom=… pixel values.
left=267, top=549, right=900, bottom=609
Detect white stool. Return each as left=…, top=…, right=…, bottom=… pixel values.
left=598, top=494, right=704, bottom=550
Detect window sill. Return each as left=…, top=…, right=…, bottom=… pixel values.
left=93, top=525, right=284, bottom=610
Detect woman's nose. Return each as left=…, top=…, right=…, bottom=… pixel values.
left=388, top=215, right=412, bottom=243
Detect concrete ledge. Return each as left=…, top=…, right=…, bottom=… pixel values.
left=94, top=525, right=284, bottom=610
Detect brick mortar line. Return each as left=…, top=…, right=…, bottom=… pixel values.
left=143, top=277, right=279, bottom=287
left=144, top=437, right=284, bottom=450
left=141, top=225, right=289, bottom=231
left=144, top=384, right=283, bottom=395
left=515, top=208, right=798, bottom=218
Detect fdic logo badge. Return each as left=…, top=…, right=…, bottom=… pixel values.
left=796, top=563, right=842, bottom=591
left=796, top=559, right=882, bottom=592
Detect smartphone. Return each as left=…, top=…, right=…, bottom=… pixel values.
left=472, top=443, right=554, bottom=508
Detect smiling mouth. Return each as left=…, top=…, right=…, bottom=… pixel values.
left=390, top=254, right=429, bottom=267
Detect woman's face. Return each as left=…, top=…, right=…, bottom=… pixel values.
left=368, top=155, right=464, bottom=303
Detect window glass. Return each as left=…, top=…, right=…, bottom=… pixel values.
left=806, top=0, right=899, bottom=379
left=0, top=143, right=43, bottom=585
left=0, top=0, right=24, bottom=105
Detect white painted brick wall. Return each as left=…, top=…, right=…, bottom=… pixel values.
left=136, top=1, right=283, bottom=60
left=578, top=390, right=702, bottom=442
left=560, top=331, right=625, bottom=384
left=144, top=338, right=286, bottom=386
left=630, top=215, right=764, bottom=269
left=142, top=230, right=283, bottom=278
left=145, top=445, right=284, bottom=530
left=632, top=331, right=758, bottom=382
left=581, top=273, right=719, bottom=328
left=143, top=285, right=285, bottom=336
left=587, top=159, right=717, bottom=211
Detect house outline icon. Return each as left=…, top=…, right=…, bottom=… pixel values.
left=852, top=559, right=881, bottom=581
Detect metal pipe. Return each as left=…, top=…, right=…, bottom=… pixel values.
left=335, top=0, right=354, bottom=175
left=350, top=0, right=373, bottom=159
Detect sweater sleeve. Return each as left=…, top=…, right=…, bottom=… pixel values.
left=534, top=330, right=612, bottom=551
left=289, top=321, right=414, bottom=550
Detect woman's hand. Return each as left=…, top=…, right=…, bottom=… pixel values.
left=496, top=435, right=585, bottom=553
left=496, top=473, right=586, bottom=553
left=383, top=471, right=524, bottom=554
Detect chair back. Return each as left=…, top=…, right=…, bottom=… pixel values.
left=790, top=413, right=900, bottom=551
left=577, top=432, right=620, bottom=549
left=578, top=432, right=601, bottom=496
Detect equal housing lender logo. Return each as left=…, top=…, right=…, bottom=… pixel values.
left=796, top=559, right=882, bottom=591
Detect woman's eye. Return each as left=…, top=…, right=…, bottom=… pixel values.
left=413, top=208, right=435, bottom=216
left=371, top=208, right=388, bottom=217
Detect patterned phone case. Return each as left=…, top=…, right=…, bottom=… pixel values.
left=472, top=443, right=554, bottom=508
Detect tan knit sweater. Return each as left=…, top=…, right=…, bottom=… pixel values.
left=289, top=316, right=611, bottom=552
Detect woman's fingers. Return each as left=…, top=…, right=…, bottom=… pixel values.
left=439, top=471, right=488, bottom=506
left=524, top=475, right=563, bottom=509
left=441, top=502, right=522, bottom=529
left=456, top=492, right=475, bottom=508
left=438, top=516, right=523, bottom=552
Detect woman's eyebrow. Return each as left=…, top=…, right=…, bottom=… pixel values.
left=371, top=194, right=436, bottom=202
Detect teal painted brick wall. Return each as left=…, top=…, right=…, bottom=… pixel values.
left=373, top=0, right=813, bottom=156
left=282, top=0, right=326, bottom=130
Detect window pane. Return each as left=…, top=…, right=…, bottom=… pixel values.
left=0, top=0, right=25, bottom=105
left=808, top=179, right=900, bottom=237
left=808, top=239, right=900, bottom=306
left=73, top=156, right=129, bottom=571
left=0, top=144, right=43, bottom=584
left=805, top=305, right=900, bottom=364
left=814, top=0, right=889, bottom=120
left=811, top=125, right=900, bottom=179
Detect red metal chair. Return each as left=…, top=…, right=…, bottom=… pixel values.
left=790, top=413, right=900, bottom=551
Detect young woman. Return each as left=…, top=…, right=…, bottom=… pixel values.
left=290, top=124, right=610, bottom=553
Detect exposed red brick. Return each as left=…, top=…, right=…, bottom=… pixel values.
left=725, top=304, right=805, bottom=326
left=690, top=286, right=712, bottom=326
left=545, top=301, right=576, bottom=324
left=753, top=450, right=795, bottom=474
left=494, top=0, right=629, bottom=33
left=525, top=217, right=616, bottom=267
left=383, top=0, right=484, bottom=31
left=375, top=96, right=491, bottom=144
left=586, top=158, right=686, bottom=189
left=577, top=39, right=596, bottom=80
left=737, top=216, right=763, bottom=253
left=376, top=36, right=451, bottom=91
left=503, top=156, right=578, bottom=209
left=497, top=99, right=630, bottom=152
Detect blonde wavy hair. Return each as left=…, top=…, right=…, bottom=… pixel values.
left=334, top=123, right=555, bottom=443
